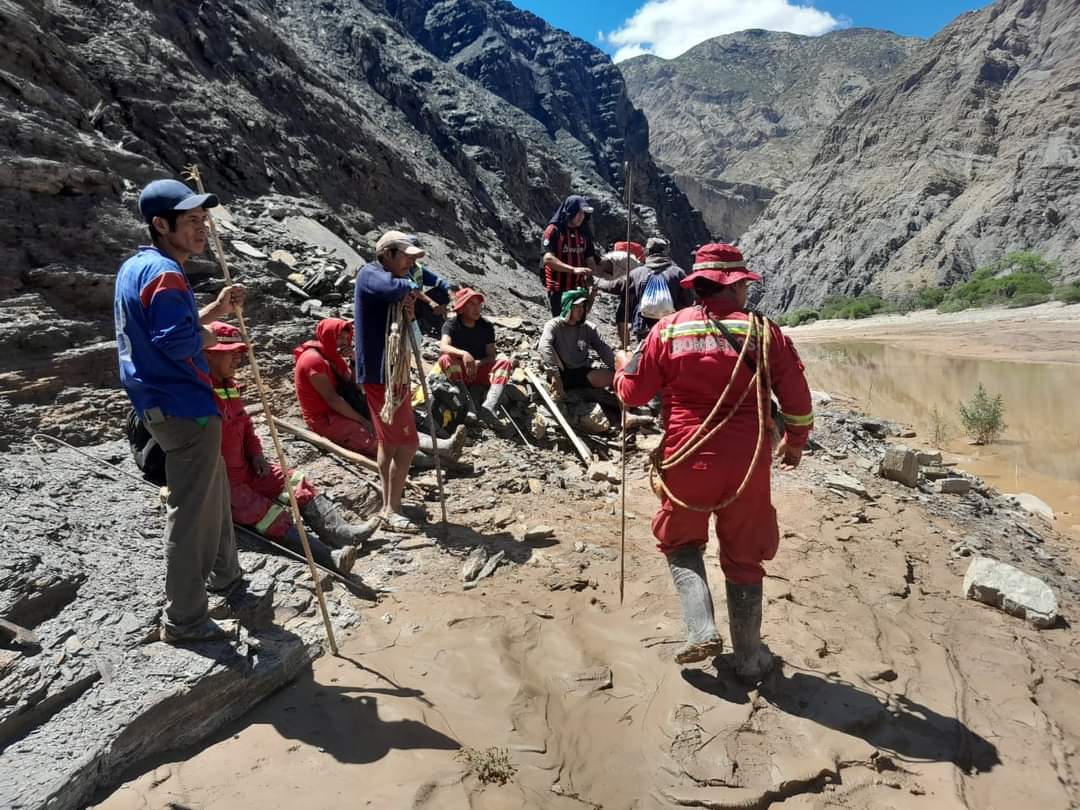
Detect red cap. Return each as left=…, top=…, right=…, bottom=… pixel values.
left=205, top=321, right=247, bottom=352
left=453, top=288, right=485, bottom=312
left=614, top=241, right=645, bottom=263
left=681, top=243, right=761, bottom=288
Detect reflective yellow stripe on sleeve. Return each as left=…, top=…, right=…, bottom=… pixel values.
left=276, top=469, right=306, bottom=505
left=781, top=411, right=815, bottom=427
left=254, top=503, right=286, bottom=534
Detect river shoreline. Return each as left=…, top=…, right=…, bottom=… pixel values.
left=785, top=300, right=1080, bottom=365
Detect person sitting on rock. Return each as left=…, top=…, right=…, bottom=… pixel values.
left=293, top=317, right=466, bottom=463
left=206, top=322, right=376, bottom=577
left=539, top=289, right=616, bottom=399
left=294, top=317, right=379, bottom=457
left=541, top=194, right=598, bottom=317
left=438, top=288, right=516, bottom=431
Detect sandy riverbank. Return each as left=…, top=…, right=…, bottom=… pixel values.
left=91, top=410, right=1080, bottom=810
left=786, top=301, right=1080, bottom=364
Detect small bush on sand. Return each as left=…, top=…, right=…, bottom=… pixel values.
left=928, top=405, right=952, bottom=447
left=456, top=747, right=517, bottom=786
left=959, top=384, right=1007, bottom=445
left=1054, top=282, right=1080, bottom=304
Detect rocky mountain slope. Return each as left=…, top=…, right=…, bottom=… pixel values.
left=0, top=0, right=707, bottom=445
left=621, top=28, right=920, bottom=237
left=740, top=0, right=1080, bottom=312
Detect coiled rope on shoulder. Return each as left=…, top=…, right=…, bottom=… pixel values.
left=381, top=300, right=412, bottom=423
left=649, top=310, right=772, bottom=513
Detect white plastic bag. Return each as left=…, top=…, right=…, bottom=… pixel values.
left=639, top=272, right=675, bottom=319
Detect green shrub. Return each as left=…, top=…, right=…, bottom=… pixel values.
left=819, top=294, right=885, bottom=320
left=779, top=308, right=820, bottom=327
left=959, top=383, right=1007, bottom=445
left=937, top=257, right=1053, bottom=313
left=1054, top=282, right=1080, bottom=304
left=913, top=287, right=946, bottom=309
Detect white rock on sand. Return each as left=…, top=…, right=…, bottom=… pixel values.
left=962, top=557, right=1058, bottom=628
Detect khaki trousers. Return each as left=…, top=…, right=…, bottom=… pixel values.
left=146, top=412, right=241, bottom=632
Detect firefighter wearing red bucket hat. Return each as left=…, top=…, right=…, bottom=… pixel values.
left=614, top=243, right=814, bottom=683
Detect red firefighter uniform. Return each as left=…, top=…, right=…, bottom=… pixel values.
left=214, top=380, right=316, bottom=540
left=615, top=303, right=814, bottom=584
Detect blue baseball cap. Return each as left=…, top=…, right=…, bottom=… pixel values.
left=138, top=179, right=219, bottom=223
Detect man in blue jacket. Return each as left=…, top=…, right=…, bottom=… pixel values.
left=355, top=230, right=421, bottom=532
left=114, top=178, right=247, bottom=644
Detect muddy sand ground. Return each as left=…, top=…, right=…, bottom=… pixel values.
left=92, top=430, right=1080, bottom=809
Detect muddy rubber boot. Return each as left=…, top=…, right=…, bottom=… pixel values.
left=668, top=546, right=723, bottom=664
left=479, top=383, right=513, bottom=436
left=330, top=544, right=358, bottom=576
left=726, top=581, right=775, bottom=684
left=418, top=424, right=467, bottom=461
left=453, top=381, right=480, bottom=424
left=301, top=495, right=379, bottom=548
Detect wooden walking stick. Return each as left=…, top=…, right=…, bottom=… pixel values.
left=183, top=165, right=339, bottom=655
left=618, top=161, right=633, bottom=606
left=406, top=327, right=448, bottom=528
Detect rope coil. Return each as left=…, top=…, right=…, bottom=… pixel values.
left=649, top=310, right=772, bottom=513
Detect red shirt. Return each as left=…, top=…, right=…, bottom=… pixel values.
left=542, top=223, right=595, bottom=293
left=615, top=303, right=814, bottom=455
left=294, top=347, right=336, bottom=426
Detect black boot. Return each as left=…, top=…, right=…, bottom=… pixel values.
left=726, top=581, right=775, bottom=684
left=667, top=546, right=723, bottom=664
left=300, top=495, right=379, bottom=548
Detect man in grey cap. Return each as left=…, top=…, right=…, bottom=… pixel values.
left=596, top=236, right=693, bottom=341
left=354, top=230, right=423, bottom=532
left=114, top=178, right=248, bottom=644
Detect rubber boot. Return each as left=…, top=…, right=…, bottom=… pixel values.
left=300, top=495, right=379, bottom=548
left=479, top=383, right=513, bottom=436
left=454, top=381, right=480, bottom=424
left=418, top=424, right=467, bottom=461
left=726, top=581, right=775, bottom=684
left=668, top=546, right=723, bottom=664
left=330, top=544, right=358, bottom=576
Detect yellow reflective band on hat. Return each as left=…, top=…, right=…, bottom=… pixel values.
left=692, top=260, right=748, bottom=270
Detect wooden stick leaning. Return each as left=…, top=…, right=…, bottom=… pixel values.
left=523, top=367, right=593, bottom=466
left=406, top=326, right=448, bottom=528
left=183, top=165, right=339, bottom=655
left=619, top=162, right=633, bottom=606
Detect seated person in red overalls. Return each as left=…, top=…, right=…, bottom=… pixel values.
left=206, top=321, right=376, bottom=576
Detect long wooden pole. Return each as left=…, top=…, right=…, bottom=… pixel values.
left=270, top=415, right=381, bottom=474
left=523, top=368, right=592, bottom=466
left=619, top=162, right=633, bottom=606
left=184, top=165, right=339, bottom=655
left=407, top=327, right=448, bottom=528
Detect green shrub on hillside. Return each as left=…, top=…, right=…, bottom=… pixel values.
left=937, top=252, right=1055, bottom=313
left=959, top=383, right=1007, bottom=445
left=819, top=294, right=885, bottom=320
left=778, top=309, right=820, bottom=327
left=1054, top=282, right=1080, bottom=304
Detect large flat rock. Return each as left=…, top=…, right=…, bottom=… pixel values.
left=962, top=557, right=1058, bottom=628
left=0, top=443, right=359, bottom=810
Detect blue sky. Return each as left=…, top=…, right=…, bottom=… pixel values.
left=514, top=0, right=989, bottom=61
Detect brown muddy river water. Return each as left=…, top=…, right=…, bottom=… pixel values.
left=797, top=340, right=1080, bottom=538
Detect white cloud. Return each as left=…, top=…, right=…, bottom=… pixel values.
left=605, top=0, right=842, bottom=62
